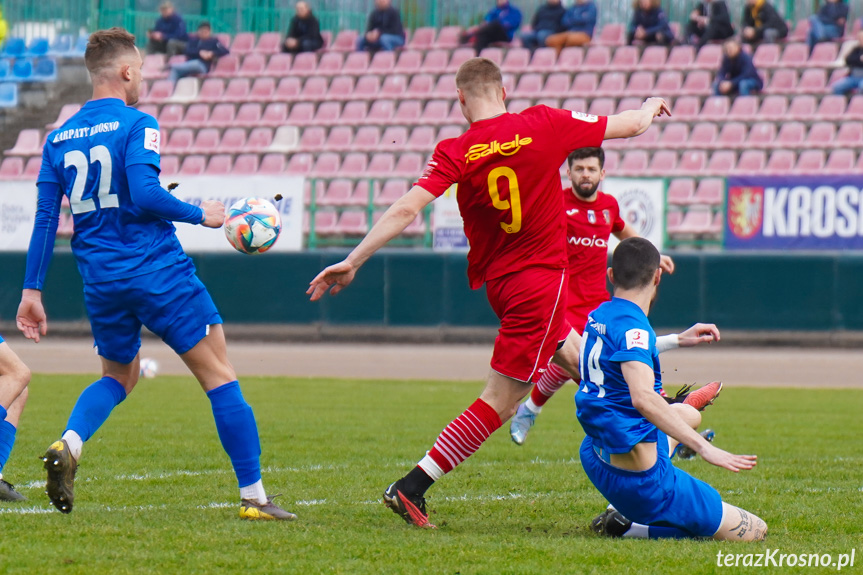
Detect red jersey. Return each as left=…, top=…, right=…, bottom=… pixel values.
left=564, top=188, right=626, bottom=312
left=417, top=106, right=608, bottom=289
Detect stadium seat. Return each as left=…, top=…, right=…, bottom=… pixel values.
left=420, top=49, right=449, bottom=75
left=775, top=122, right=806, bottom=148
left=393, top=153, right=423, bottom=177
left=300, top=76, right=329, bottom=101
left=657, top=123, right=689, bottom=150
left=753, top=43, right=781, bottom=68
left=603, top=150, right=620, bottom=172
left=366, top=153, right=396, bottom=177
left=446, top=48, right=475, bottom=73
left=230, top=33, right=256, bottom=55
left=261, top=102, right=289, bottom=126
left=255, top=32, right=282, bottom=54
left=0, top=157, right=24, bottom=179
left=275, top=77, right=302, bottom=101
left=379, top=126, right=409, bottom=150
left=394, top=50, right=423, bottom=74
left=670, top=96, right=700, bottom=120
left=676, top=150, right=708, bottom=176
left=264, top=53, right=292, bottom=76
left=163, top=129, right=194, bottom=154
left=562, top=97, right=588, bottom=113
left=232, top=154, right=260, bottom=175
left=787, top=94, right=817, bottom=121
left=679, top=70, right=712, bottom=95
left=693, top=179, right=724, bottom=205
left=572, top=72, right=598, bottom=94
left=795, top=69, right=827, bottom=95
left=72, top=35, right=88, bottom=56
left=809, top=42, right=839, bottom=67
left=142, top=54, right=167, bottom=79
left=405, top=74, right=434, bottom=99
left=419, top=100, right=449, bottom=125
left=408, top=27, right=436, bottom=50
left=715, top=122, right=746, bottom=149
left=287, top=102, right=315, bottom=125
left=618, top=150, right=648, bottom=176
left=179, top=155, right=207, bottom=175
left=726, top=96, right=758, bottom=120
left=221, top=78, right=251, bottom=102
left=287, top=152, right=316, bottom=175
left=587, top=98, right=615, bottom=116
left=434, top=26, right=462, bottom=49
left=46, top=103, right=81, bottom=130
left=319, top=125, right=352, bottom=152
left=340, top=101, right=369, bottom=124
left=0, top=59, right=9, bottom=81
left=210, top=54, right=240, bottom=78
left=291, top=52, right=318, bottom=76
left=380, top=74, right=408, bottom=98
left=779, top=43, right=808, bottom=68
left=580, top=46, right=612, bottom=72
left=312, top=101, right=342, bottom=125
left=625, top=71, right=655, bottom=97
left=331, top=30, right=359, bottom=52
left=667, top=178, right=695, bottom=205
left=690, top=44, right=722, bottom=70
left=353, top=75, right=381, bottom=99
left=507, top=99, right=530, bottom=114
left=215, top=34, right=231, bottom=49
left=814, top=94, right=846, bottom=121
left=298, top=126, right=327, bottom=151
left=787, top=19, right=811, bottom=43
left=689, top=123, right=718, bottom=149
left=140, top=79, right=171, bottom=104
left=318, top=179, right=354, bottom=206
left=637, top=45, right=668, bottom=71
left=845, top=95, right=863, bottom=121
left=745, top=122, right=776, bottom=148
left=446, top=101, right=467, bottom=125
left=245, top=127, right=274, bottom=151
left=321, top=30, right=333, bottom=49
left=705, top=150, right=736, bottom=175
left=674, top=209, right=713, bottom=235
left=478, top=47, right=504, bottom=66
left=555, top=47, right=584, bottom=71
left=624, top=121, right=659, bottom=148
left=309, top=211, right=338, bottom=235
left=336, top=211, right=369, bottom=235
left=807, top=122, right=836, bottom=149
left=609, top=46, right=639, bottom=70
left=189, top=128, right=221, bottom=154
left=734, top=150, right=767, bottom=174
left=393, top=100, right=422, bottom=123
left=365, top=100, right=396, bottom=125
left=259, top=153, right=286, bottom=174
left=758, top=95, right=789, bottom=121
left=665, top=210, right=684, bottom=233
left=22, top=156, right=41, bottom=179
left=765, top=68, right=797, bottom=94
left=373, top=179, right=407, bottom=206
left=239, top=76, right=273, bottom=102
left=158, top=103, right=185, bottom=128
left=317, top=52, right=344, bottom=76
left=160, top=155, right=180, bottom=175
left=595, top=23, right=625, bottom=46
left=538, top=73, right=569, bottom=99
left=825, top=149, right=856, bottom=174
left=644, top=150, right=677, bottom=176
left=431, top=74, right=457, bottom=99
left=237, top=53, right=267, bottom=77
left=328, top=75, right=356, bottom=101
left=835, top=122, right=863, bottom=147
left=368, top=51, right=396, bottom=74
left=594, top=72, right=626, bottom=97
left=615, top=97, right=643, bottom=115
left=342, top=152, right=369, bottom=174
left=793, top=150, right=826, bottom=174
left=664, top=45, right=695, bottom=70
left=765, top=149, right=796, bottom=174
left=135, top=104, right=158, bottom=119
left=406, top=126, right=436, bottom=152
left=1, top=38, right=26, bottom=58
left=6, top=129, right=42, bottom=156
left=268, top=126, right=299, bottom=152
left=501, top=47, right=530, bottom=73
left=196, top=78, right=225, bottom=103
left=48, top=34, right=74, bottom=56
left=527, top=47, right=557, bottom=73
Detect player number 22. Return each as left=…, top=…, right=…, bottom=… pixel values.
left=487, top=166, right=522, bottom=234
left=64, top=146, right=118, bottom=215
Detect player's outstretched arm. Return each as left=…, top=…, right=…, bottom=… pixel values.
left=307, top=185, right=436, bottom=301
left=604, top=97, right=671, bottom=140
left=624, top=361, right=756, bottom=472
left=677, top=323, right=720, bottom=347
left=127, top=164, right=212, bottom=226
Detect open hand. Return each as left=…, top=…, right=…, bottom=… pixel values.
left=700, top=444, right=757, bottom=473
left=16, top=289, right=47, bottom=343
left=307, top=260, right=357, bottom=301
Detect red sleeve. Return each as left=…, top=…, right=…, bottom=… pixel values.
left=544, top=106, right=608, bottom=153
left=414, top=139, right=462, bottom=198
left=610, top=196, right=626, bottom=233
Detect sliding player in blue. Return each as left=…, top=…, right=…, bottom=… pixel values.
left=577, top=237, right=767, bottom=541
left=0, top=335, right=30, bottom=502
left=15, top=28, right=294, bottom=520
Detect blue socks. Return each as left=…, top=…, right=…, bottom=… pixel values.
left=65, top=376, right=127, bottom=442
left=0, top=418, right=16, bottom=472
left=206, top=381, right=262, bottom=488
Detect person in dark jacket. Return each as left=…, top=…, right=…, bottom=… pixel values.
left=146, top=1, right=189, bottom=56
left=831, top=30, right=863, bottom=95
left=713, top=38, right=763, bottom=96
left=741, top=0, right=788, bottom=44
left=520, top=0, right=565, bottom=51
left=627, top=0, right=674, bottom=46
left=545, top=0, right=598, bottom=52
left=807, top=0, right=848, bottom=53
left=460, top=0, right=523, bottom=54
left=356, top=0, right=405, bottom=53
left=168, top=22, right=229, bottom=83
left=283, top=2, right=324, bottom=53
left=686, top=0, right=734, bottom=49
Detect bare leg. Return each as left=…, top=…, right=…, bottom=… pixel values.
left=0, top=343, right=30, bottom=410
left=179, top=324, right=236, bottom=391
left=713, top=502, right=768, bottom=541
left=551, top=328, right=582, bottom=380
left=666, top=403, right=702, bottom=456
left=479, top=370, right=532, bottom=423
left=101, top=355, right=140, bottom=395
left=4, top=386, right=28, bottom=428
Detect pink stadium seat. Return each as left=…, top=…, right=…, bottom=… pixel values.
left=780, top=43, right=808, bottom=68
left=394, top=50, right=423, bottom=74
left=393, top=153, right=423, bottom=177
left=431, top=74, right=457, bottom=99
left=420, top=100, right=450, bottom=125
left=157, top=104, right=183, bottom=128
left=595, top=23, right=625, bottom=46
left=529, top=47, right=557, bottom=73
left=787, top=19, right=811, bottom=42
left=298, top=126, right=326, bottom=151
left=753, top=43, right=781, bottom=68
left=160, top=155, right=180, bottom=175
left=380, top=126, right=409, bottom=149
left=204, top=103, right=233, bottom=127
left=328, top=75, right=356, bottom=101
left=367, top=153, right=396, bottom=177
left=705, top=150, right=736, bottom=175
left=405, top=74, right=434, bottom=99
left=237, top=53, right=266, bottom=77
left=331, top=30, right=359, bottom=52
left=247, top=77, right=276, bottom=103
left=644, top=150, right=677, bottom=176
left=301, top=76, right=329, bottom=101
left=216, top=33, right=231, bottom=48
left=340, top=101, right=368, bottom=124
left=665, top=210, right=684, bottom=233
left=594, top=72, right=626, bottom=97
left=368, top=51, right=396, bottom=74
left=258, top=154, right=286, bottom=174
left=291, top=52, right=317, bottom=76
left=624, top=71, right=655, bottom=97
left=312, top=101, right=342, bottom=126
left=408, top=27, right=435, bottom=50
left=245, top=127, right=273, bottom=151
left=758, top=95, right=789, bottom=121
left=0, top=157, right=24, bottom=179
left=311, top=152, right=341, bottom=176
left=325, top=125, right=356, bottom=151
left=365, top=100, right=396, bottom=125
left=196, top=78, right=224, bottom=103
left=447, top=101, right=467, bottom=125
left=693, top=179, right=724, bottom=205
left=765, top=68, right=797, bottom=94
left=317, top=52, right=344, bottom=76
left=807, top=122, right=836, bottom=148
left=393, top=100, right=422, bottom=123
left=309, top=211, right=338, bottom=235
left=734, top=150, right=767, bottom=174
left=507, top=99, right=531, bottom=114
left=676, top=150, right=708, bottom=176
left=501, top=47, right=530, bottom=73
left=825, top=149, right=856, bottom=174
left=624, top=121, right=659, bottom=149
left=587, top=98, right=615, bottom=116
left=287, top=102, right=315, bottom=125
left=318, top=179, right=354, bottom=206
left=679, top=70, right=712, bottom=95
left=47, top=103, right=82, bottom=130
left=653, top=70, right=683, bottom=95
left=376, top=178, right=410, bottom=205
left=380, top=75, right=408, bottom=98
left=638, top=46, right=668, bottom=71
left=657, top=123, right=689, bottom=149
left=434, top=26, right=462, bottom=49
left=795, top=69, right=827, bottom=94
left=689, top=123, right=718, bottom=148
left=609, top=45, right=638, bottom=70
left=555, top=47, right=584, bottom=71
left=674, top=210, right=713, bottom=235
left=446, top=48, right=475, bottom=73
left=765, top=149, right=796, bottom=174
left=135, top=104, right=158, bottom=119
left=142, top=53, right=166, bottom=80
left=745, top=122, right=777, bottom=148
left=615, top=97, right=643, bottom=115
left=667, top=179, right=695, bottom=205
left=22, top=157, right=41, bottom=179
left=406, top=126, right=435, bottom=152
left=341, top=51, right=370, bottom=75
left=670, top=96, right=700, bottom=120
left=478, top=47, right=503, bottom=65
left=572, top=72, right=599, bottom=93
left=775, top=122, right=806, bottom=148
left=255, top=32, right=282, bottom=54
left=690, top=44, right=722, bottom=70
left=726, top=96, right=758, bottom=120
left=341, top=152, right=368, bottom=174
left=140, top=79, right=173, bottom=104
left=230, top=154, right=258, bottom=175
left=561, top=97, right=588, bottom=112
left=275, top=77, right=301, bottom=101
left=264, top=53, right=292, bottom=76
left=163, top=128, right=193, bottom=154
left=540, top=73, right=571, bottom=98
left=190, top=128, right=223, bottom=154
left=353, top=75, right=382, bottom=99
left=420, top=49, right=449, bottom=75
left=210, top=54, right=240, bottom=78
left=581, top=46, right=611, bottom=72
left=794, top=150, right=826, bottom=174
left=230, top=33, right=255, bottom=55
left=261, top=103, right=288, bottom=126
left=618, top=150, right=649, bottom=176
left=845, top=95, right=863, bottom=120
left=336, top=211, right=369, bottom=235
left=179, top=155, right=206, bottom=175
left=828, top=68, right=849, bottom=88
left=715, top=122, right=746, bottom=149
left=786, top=95, right=817, bottom=121
left=603, top=150, right=620, bottom=172
left=835, top=122, right=863, bottom=147
left=809, top=42, right=838, bottom=66
left=665, top=45, right=695, bottom=70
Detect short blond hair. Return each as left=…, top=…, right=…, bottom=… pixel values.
left=455, top=57, right=503, bottom=98
left=85, top=27, right=138, bottom=78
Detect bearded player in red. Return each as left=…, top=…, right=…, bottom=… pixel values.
left=509, top=146, right=723, bottom=446
left=308, top=58, right=670, bottom=528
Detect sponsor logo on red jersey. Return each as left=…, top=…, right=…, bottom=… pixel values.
left=568, top=235, right=608, bottom=248
left=464, top=134, right=533, bottom=163
left=728, top=186, right=764, bottom=239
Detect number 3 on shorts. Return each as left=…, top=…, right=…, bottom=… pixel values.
left=487, top=166, right=522, bottom=234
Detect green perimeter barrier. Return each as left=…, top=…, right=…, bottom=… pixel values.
left=2, top=250, right=863, bottom=331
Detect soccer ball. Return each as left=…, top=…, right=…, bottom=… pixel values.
left=224, top=198, right=282, bottom=255
left=140, top=358, right=159, bottom=379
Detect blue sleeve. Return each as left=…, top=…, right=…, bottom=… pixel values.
left=609, top=347, right=654, bottom=367
left=184, top=37, right=199, bottom=58
left=36, top=141, right=60, bottom=185
left=127, top=164, right=204, bottom=225
left=585, top=4, right=597, bottom=34
left=125, top=115, right=161, bottom=170
left=213, top=39, right=230, bottom=58
left=485, top=8, right=498, bottom=23
left=501, top=8, right=522, bottom=33
left=643, top=12, right=668, bottom=36
left=23, top=182, right=64, bottom=290
left=717, top=57, right=730, bottom=81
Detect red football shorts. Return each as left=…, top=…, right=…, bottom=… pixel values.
left=565, top=297, right=609, bottom=337
left=485, top=267, right=568, bottom=384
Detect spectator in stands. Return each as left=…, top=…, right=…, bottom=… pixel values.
left=168, top=22, right=229, bottom=83
left=685, top=0, right=735, bottom=49
left=283, top=2, right=324, bottom=53
left=146, top=1, right=189, bottom=57
left=545, top=0, right=598, bottom=52
left=356, top=0, right=406, bottom=53
left=807, top=0, right=848, bottom=54
left=627, top=0, right=674, bottom=46
left=831, top=30, right=863, bottom=95
left=519, top=0, right=566, bottom=52
left=713, top=38, right=763, bottom=96
left=460, top=0, right=523, bottom=54
left=741, top=0, right=788, bottom=44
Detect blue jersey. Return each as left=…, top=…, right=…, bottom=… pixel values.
left=35, top=98, right=188, bottom=284
left=576, top=297, right=663, bottom=454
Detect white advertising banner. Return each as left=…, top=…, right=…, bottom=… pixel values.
left=601, top=177, right=666, bottom=251
left=0, top=182, right=38, bottom=251
left=432, top=184, right=469, bottom=251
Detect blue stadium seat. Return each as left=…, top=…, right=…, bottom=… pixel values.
left=2, top=38, right=26, bottom=58
left=72, top=35, right=89, bottom=56
left=0, top=83, right=19, bottom=108
left=27, top=38, right=50, bottom=57
left=11, top=59, right=33, bottom=81
left=33, top=58, right=57, bottom=82
left=0, top=59, right=10, bottom=80
left=48, top=34, right=74, bottom=56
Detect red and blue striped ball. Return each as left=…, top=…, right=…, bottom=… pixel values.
left=224, top=198, right=282, bottom=255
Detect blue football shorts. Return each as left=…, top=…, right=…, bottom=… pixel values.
left=83, top=258, right=222, bottom=364
left=580, top=431, right=724, bottom=538
left=0, top=333, right=5, bottom=344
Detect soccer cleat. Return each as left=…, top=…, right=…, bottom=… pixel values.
left=682, top=381, right=723, bottom=411
left=383, top=480, right=436, bottom=529
left=509, top=402, right=537, bottom=446
left=674, top=429, right=715, bottom=460
left=42, top=439, right=77, bottom=514
left=591, top=508, right=632, bottom=538
left=0, top=479, right=26, bottom=502
left=239, top=495, right=298, bottom=521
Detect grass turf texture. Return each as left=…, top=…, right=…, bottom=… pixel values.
left=0, top=375, right=860, bottom=575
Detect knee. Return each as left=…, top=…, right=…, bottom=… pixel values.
left=16, top=384, right=29, bottom=406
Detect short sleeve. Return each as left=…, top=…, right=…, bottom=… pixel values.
left=36, top=142, right=60, bottom=185
left=125, top=114, right=162, bottom=170
left=609, top=326, right=654, bottom=366
left=610, top=196, right=626, bottom=233
left=546, top=106, right=608, bottom=153
left=414, top=140, right=462, bottom=198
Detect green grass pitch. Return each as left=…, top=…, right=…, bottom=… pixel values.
left=0, top=374, right=860, bottom=574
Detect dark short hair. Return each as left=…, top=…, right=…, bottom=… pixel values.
left=85, top=28, right=138, bottom=77
left=198, top=21, right=212, bottom=30
left=611, top=237, right=660, bottom=290
left=568, top=147, right=605, bottom=169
